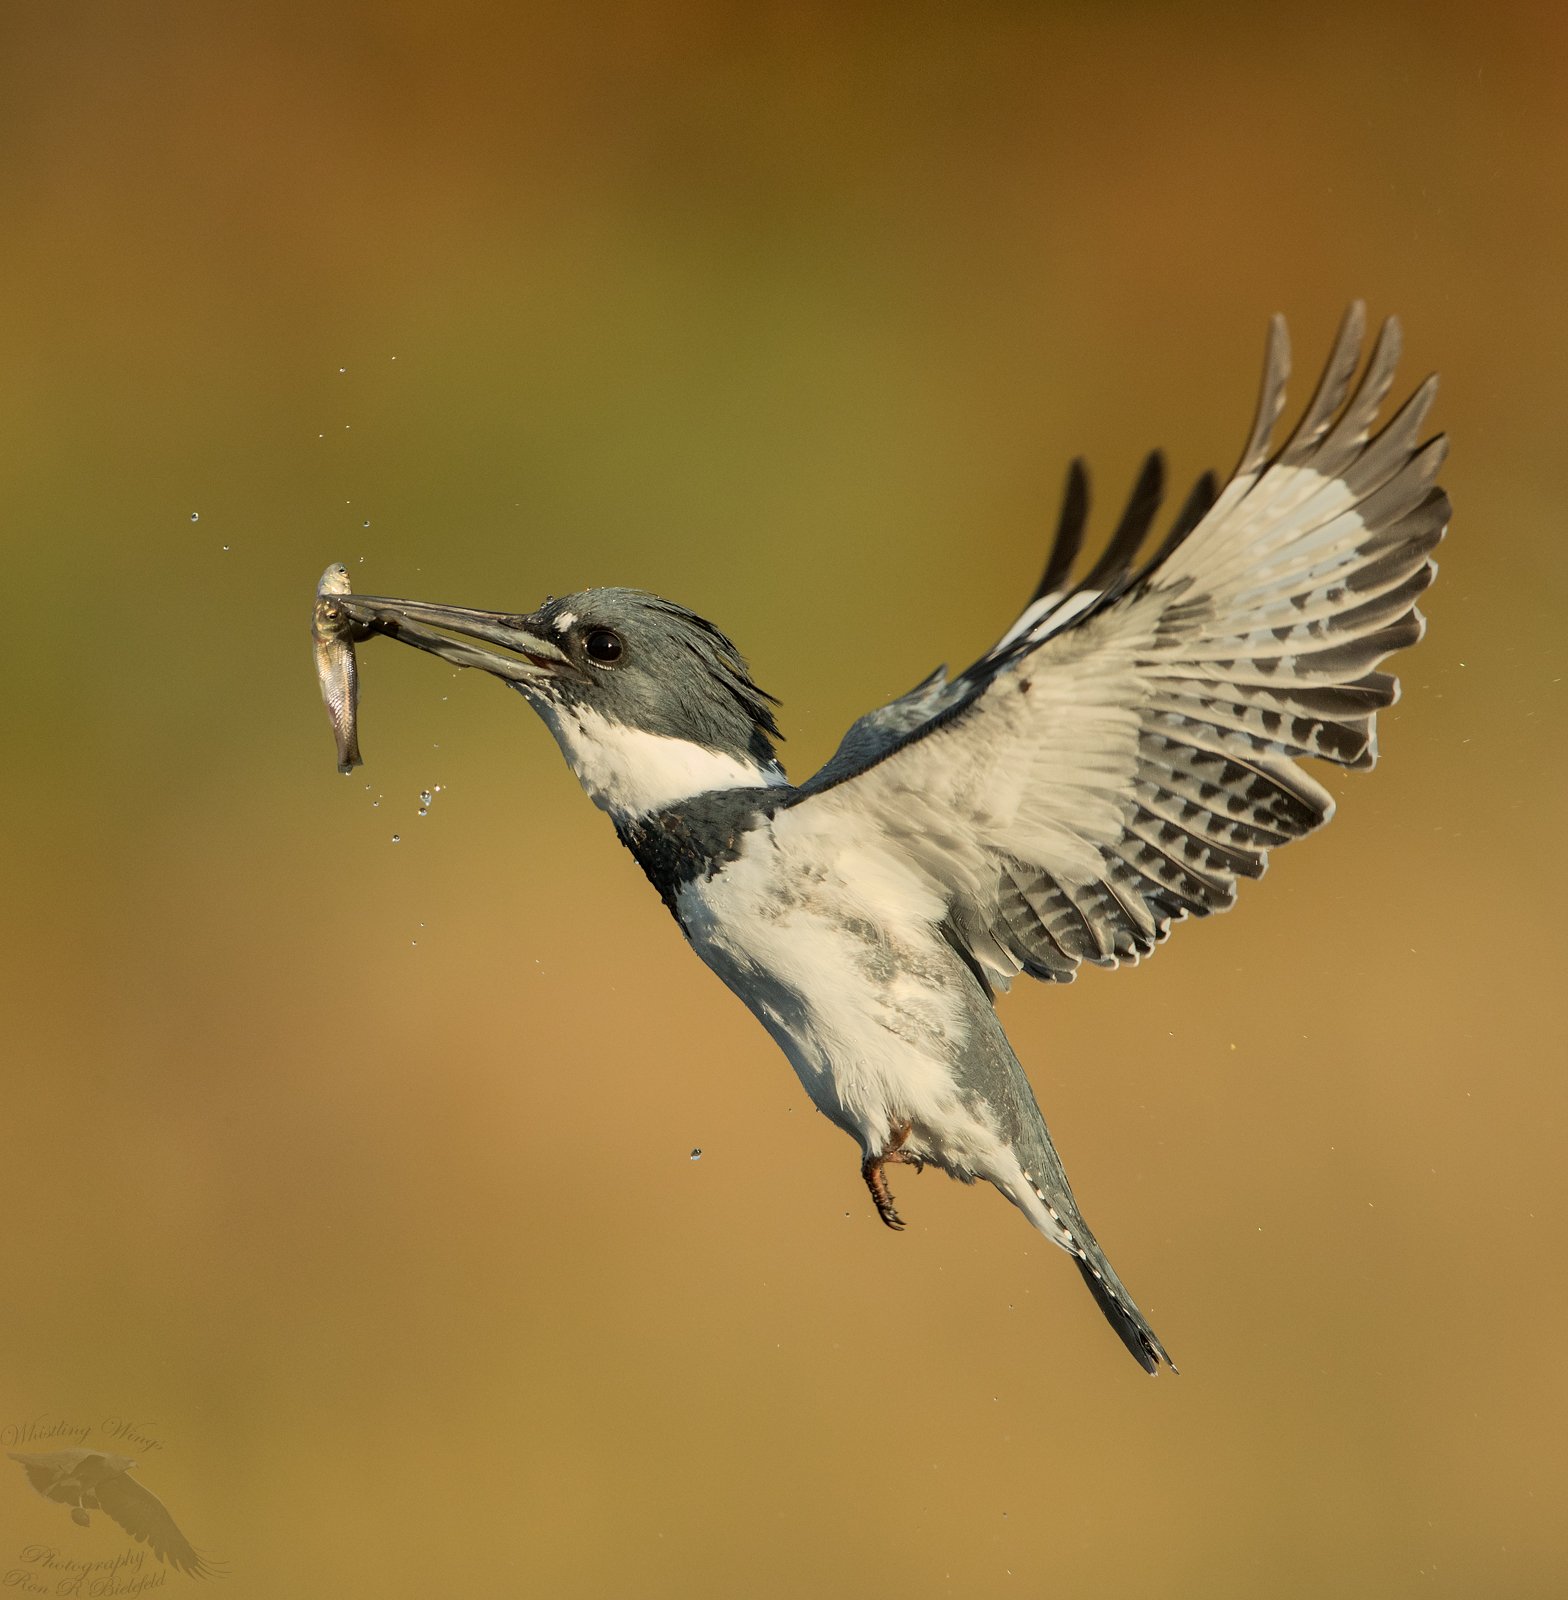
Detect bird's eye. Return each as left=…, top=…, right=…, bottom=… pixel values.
left=584, top=628, right=624, bottom=665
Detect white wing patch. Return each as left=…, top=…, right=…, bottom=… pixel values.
left=993, top=586, right=1105, bottom=652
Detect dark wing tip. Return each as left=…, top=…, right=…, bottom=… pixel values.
left=94, top=1469, right=221, bottom=1579
left=1031, top=457, right=1091, bottom=603
left=1081, top=450, right=1166, bottom=591
left=1135, top=468, right=1220, bottom=582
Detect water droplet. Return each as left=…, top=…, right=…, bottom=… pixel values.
left=689, top=1148, right=702, bottom=1161
left=338, top=366, right=346, bottom=373
left=391, top=833, right=400, bottom=843
left=362, top=520, right=370, bottom=528
left=189, top=511, right=199, bottom=522
left=419, top=790, right=432, bottom=806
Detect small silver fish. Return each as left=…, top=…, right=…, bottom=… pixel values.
left=313, top=563, right=363, bottom=772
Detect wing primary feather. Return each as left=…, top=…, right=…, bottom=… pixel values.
left=1234, top=313, right=1291, bottom=479
left=1348, top=431, right=1449, bottom=540
left=1345, top=493, right=1447, bottom=595
left=1135, top=468, right=1219, bottom=583
left=1312, top=315, right=1403, bottom=473
left=1081, top=450, right=1166, bottom=591
left=93, top=1469, right=217, bottom=1579
left=1031, top=457, right=1090, bottom=602
left=1343, top=375, right=1442, bottom=499
left=1279, top=301, right=1367, bottom=465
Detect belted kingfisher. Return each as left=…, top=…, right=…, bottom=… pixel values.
left=319, top=305, right=1446, bottom=1373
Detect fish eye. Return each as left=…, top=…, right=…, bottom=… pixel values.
left=584, top=628, right=624, bottom=665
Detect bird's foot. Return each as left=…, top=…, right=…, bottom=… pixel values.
left=862, top=1154, right=905, bottom=1230
left=863, top=1121, right=917, bottom=1231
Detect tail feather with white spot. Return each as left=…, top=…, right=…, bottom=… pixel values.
left=1003, top=1092, right=1175, bottom=1373
left=1063, top=1211, right=1173, bottom=1375
left=955, top=978, right=1175, bottom=1370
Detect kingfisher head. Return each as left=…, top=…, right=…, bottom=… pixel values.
left=336, top=586, right=785, bottom=819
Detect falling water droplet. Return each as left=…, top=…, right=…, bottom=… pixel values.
left=391, top=833, right=400, bottom=843
left=689, top=1148, right=702, bottom=1161
left=362, top=520, right=370, bottom=528
left=189, top=511, right=199, bottom=522
left=419, top=790, right=432, bottom=807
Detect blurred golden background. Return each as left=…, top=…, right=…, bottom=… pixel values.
left=2, top=2, right=1565, bottom=1595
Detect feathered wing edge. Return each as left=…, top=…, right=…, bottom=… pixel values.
left=94, top=1469, right=223, bottom=1579
left=799, top=306, right=1447, bottom=989
left=1008, top=304, right=1434, bottom=659
left=982, top=304, right=1447, bottom=985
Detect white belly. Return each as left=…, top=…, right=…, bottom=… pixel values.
left=675, top=810, right=977, bottom=1155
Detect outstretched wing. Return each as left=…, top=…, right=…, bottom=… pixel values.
left=805, top=452, right=1221, bottom=792
left=789, top=305, right=1447, bottom=990
left=94, top=1468, right=219, bottom=1579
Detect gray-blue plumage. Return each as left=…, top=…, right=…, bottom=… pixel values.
left=321, top=305, right=1446, bottom=1374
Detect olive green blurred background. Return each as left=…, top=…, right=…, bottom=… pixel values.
left=3, top=2, right=1565, bottom=1596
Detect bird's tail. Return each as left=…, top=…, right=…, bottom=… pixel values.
left=970, top=1014, right=1176, bottom=1372
left=1006, top=1107, right=1176, bottom=1372
left=1060, top=1208, right=1174, bottom=1375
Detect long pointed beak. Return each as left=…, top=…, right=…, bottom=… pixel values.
left=331, top=594, right=588, bottom=687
